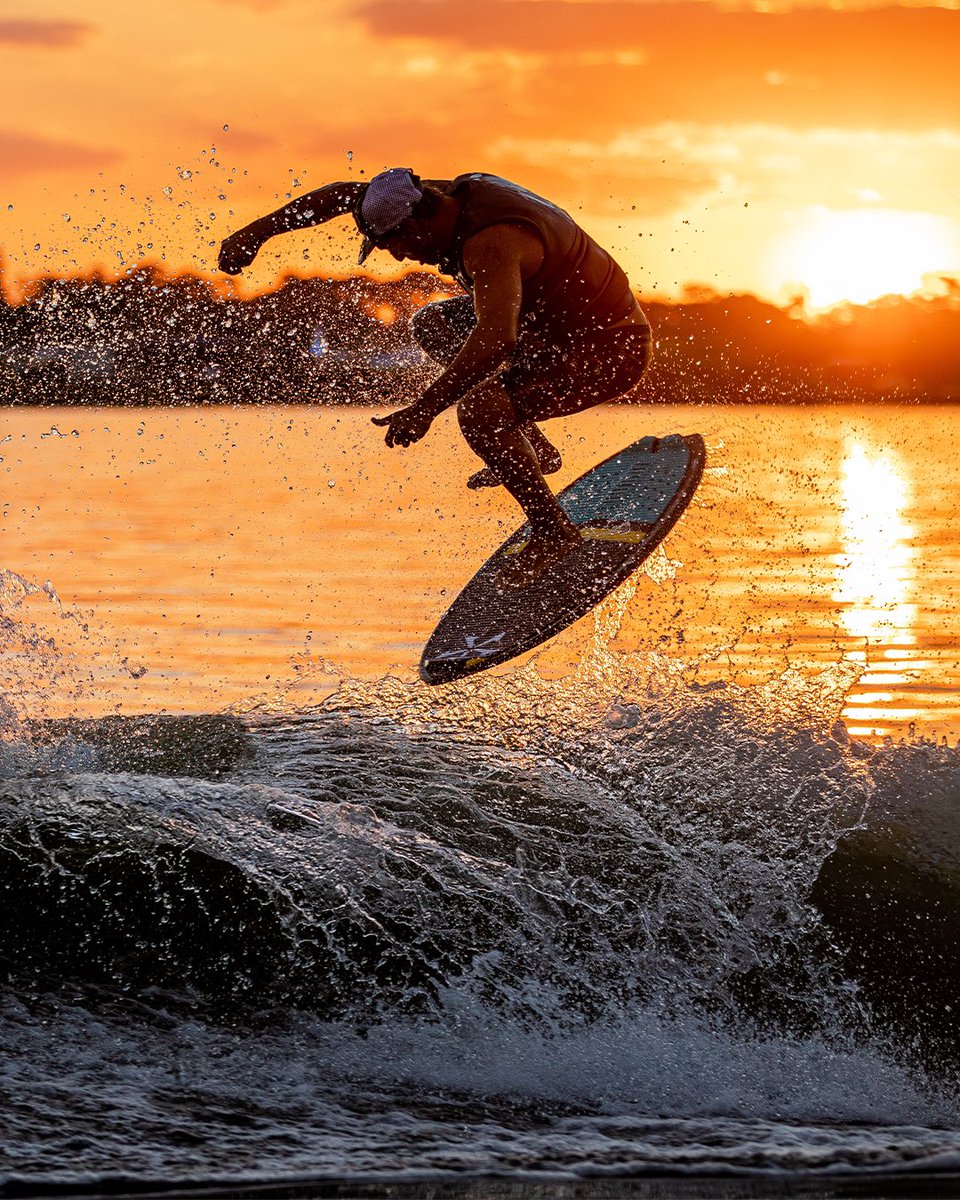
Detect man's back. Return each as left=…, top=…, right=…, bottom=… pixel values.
left=430, top=173, right=638, bottom=338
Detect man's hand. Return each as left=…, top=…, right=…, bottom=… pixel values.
left=371, top=403, right=436, bottom=448
left=218, top=228, right=263, bottom=275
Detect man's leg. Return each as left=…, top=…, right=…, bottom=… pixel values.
left=411, top=297, right=476, bottom=367
left=458, top=380, right=581, bottom=588
left=414, top=303, right=562, bottom=489
left=466, top=422, right=563, bottom=490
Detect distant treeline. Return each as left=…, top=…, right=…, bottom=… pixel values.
left=1, top=266, right=958, bottom=406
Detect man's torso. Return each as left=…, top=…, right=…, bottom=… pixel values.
left=430, top=174, right=645, bottom=340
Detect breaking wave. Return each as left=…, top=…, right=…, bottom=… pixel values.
left=3, top=585, right=960, bottom=1186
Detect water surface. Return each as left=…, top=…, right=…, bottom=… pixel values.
left=3, top=402, right=960, bottom=1196
left=1, top=403, right=957, bottom=738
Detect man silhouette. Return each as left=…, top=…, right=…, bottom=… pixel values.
left=219, top=168, right=651, bottom=587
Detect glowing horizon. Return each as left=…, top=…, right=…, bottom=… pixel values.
left=1, top=0, right=958, bottom=307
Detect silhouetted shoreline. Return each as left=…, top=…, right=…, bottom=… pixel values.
left=2, top=268, right=958, bottom=407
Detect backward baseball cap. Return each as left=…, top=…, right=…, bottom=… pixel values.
left=356, top=167, right=423, bottom=264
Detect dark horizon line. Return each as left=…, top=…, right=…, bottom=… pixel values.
left=2, top=258, right=959, bottom=321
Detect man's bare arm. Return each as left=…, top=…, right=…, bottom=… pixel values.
left=218, top=181, right=366, bottom=274
left=418, top=225, right=543, bottom=418
left=373, top=225, right=544, bottom=448
left=412, top=231, right=525, bottom=420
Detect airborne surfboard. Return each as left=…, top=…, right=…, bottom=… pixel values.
left=420, top=432, right=705, bottom=684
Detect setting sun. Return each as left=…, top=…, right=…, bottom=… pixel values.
left=770, top=208, right=958, bottom=311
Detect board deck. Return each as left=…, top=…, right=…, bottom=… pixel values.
left=420, top=432, right=706, bottom=685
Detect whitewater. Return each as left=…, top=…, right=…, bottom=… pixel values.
left=3, top=606, right=960, bottom=1194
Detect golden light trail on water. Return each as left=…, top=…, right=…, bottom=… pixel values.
left=834, top=440, right=919, bottom=735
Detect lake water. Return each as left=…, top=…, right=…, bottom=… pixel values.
left=2, top=402, right=960, bottom=1197
left=2, top=402, right=959, bottom=739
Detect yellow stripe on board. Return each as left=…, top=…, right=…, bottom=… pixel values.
left=505, top=524, right=654, bottom=556
left=580, top=525, right=654, bottom=543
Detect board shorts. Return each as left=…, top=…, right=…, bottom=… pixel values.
left=411, top=296, right=652, bottom=423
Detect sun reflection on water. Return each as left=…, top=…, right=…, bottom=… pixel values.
left=834, top=441, right=919, bottom=735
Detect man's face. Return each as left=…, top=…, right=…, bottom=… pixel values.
left=377, top=216, right=441, bottom=266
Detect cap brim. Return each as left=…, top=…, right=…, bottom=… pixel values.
left=358, top=235, right=374, bottom=265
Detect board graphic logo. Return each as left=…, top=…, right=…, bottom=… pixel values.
left=432, top=632, right=506, bottom=662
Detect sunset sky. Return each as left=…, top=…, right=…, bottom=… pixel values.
left=1, top=0, right=958, bottom=308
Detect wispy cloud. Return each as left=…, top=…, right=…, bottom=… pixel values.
left=0, top=128, right=121, bottom=177
left=0, top=19, right=94, bottom=48
left=489, top=123, right=960, bottom=217
left=354, top=0, right=957, bottom=131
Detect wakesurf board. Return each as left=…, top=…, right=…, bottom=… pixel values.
left=421, top=432, right=705, bottom=684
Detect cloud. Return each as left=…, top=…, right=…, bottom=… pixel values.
left=354, top=1, right=958, bottom=131
left=284, top=114, right=960, bottom=233
left=0, top=19, right=94, bottom=48
left=488, top=123, right=960, bottom=218
left=485, top=145, right=718, bottom=217
left=0, top=128, right=122, bottom=177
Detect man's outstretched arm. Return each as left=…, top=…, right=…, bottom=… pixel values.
left=218, top=181, right=366, bottom=274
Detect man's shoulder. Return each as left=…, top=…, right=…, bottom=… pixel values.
left=461, top=223, right=545, bottom=276
left=436, top=173, right=512, bottom=195
left=463, top=221, right=540, bottom=246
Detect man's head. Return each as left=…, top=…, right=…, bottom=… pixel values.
left=356, top=168, right=449, bottom=266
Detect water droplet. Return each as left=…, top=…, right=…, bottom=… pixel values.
left=347, top=150, right=353, bottom=161
left=223, top=123, right=230, bottom=132
left=327, top=479, right=336, bottom=488
left=6, top=204, right=12, bottom=212
left=62, top=213, right=71, bottom=222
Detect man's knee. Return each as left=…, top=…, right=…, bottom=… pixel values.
left=411, top=297, right=475, bottom=366
left=457, top=382, right=521, bottom=452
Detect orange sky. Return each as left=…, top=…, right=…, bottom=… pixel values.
left=1, top=0, right=958, bottom=307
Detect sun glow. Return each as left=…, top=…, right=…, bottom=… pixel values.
left=770, top=208, right=959, bottom=310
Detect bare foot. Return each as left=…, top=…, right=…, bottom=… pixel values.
left=494, top=527, right=582, bottom=590
left=467, top=444, right=563, bottom=490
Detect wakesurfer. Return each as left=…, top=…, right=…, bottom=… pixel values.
left=218, top=168, right=652, bottom=588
